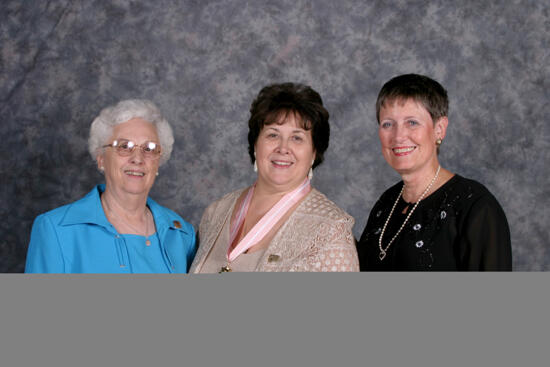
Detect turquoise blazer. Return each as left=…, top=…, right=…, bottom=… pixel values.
left=25, top=185, right=196, bottom=273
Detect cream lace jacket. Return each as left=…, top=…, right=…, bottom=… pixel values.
left=190, top=188, right=359, bottom=272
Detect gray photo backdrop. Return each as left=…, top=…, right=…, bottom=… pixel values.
left=1, top=0, right=548, bottom=271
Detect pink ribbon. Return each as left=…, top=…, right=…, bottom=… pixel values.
left=227, top=178, right=311, bottom=262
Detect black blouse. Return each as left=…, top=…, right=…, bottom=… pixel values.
left=357, top=175, right=512, bottom=271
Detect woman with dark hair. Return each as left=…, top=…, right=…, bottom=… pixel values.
left=356, top=74, right=512, bottom=271
left=26, top=99, right=196, bottom=273
left=190, top=83, right=359, bottom=272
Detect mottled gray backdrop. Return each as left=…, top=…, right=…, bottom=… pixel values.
left=1, top=0, right=548, bottom=271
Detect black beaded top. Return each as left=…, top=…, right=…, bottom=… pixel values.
left=357, top=175, right=512, bottom=271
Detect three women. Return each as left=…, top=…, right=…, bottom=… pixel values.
left=26, top=75, right=512, bottom=272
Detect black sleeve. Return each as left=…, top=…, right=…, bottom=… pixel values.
left=356, top=199, right=381, bottom=271
left=457, top=194, right=512, bottom=271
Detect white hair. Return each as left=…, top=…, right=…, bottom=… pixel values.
left=88, top=99, right=174, bottom=166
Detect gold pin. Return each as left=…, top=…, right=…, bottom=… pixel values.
left=173, top=220, right=182, bottom=228
left=267, top=254, right=280, bottom=263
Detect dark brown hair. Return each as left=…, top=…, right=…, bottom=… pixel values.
left=376, top=74, right=449, bottom=124
left=247, top=82, right=330, bottom=169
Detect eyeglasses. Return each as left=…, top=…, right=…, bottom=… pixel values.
left=103, top=139, right=162, bottom=159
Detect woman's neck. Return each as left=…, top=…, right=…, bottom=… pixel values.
left=250, top=183, right=293, bottom=216
left=229, top=179, right=309, bottom=254
left=401, top=165, right=451, bottom=203
left=101, top=187, right=148, bottom=219
left=253, top=177, right=311, bottom=207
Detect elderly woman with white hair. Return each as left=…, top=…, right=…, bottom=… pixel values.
left=25, top=99, right=196, bottom=273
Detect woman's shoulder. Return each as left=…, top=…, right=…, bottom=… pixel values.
left=200, top=187, right=248, bottom=224
left=34, top=185, right=102, bottom=225
left=449, top=175, right=493, bottom=193
left=33, top=204, right=72, bottom=229
left=299, top=188, right=354, bottom=224
left=428, top=174, right=508, bottom=225
left=147, top=199, right=194, bottom=233
left=374, top=180, right=404, bottom=206
left=205, top=187, right=247, bottom=212
left=443, top=174, right=502, bottom=206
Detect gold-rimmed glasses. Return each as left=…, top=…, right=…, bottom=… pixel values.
left=103, top=139, right=162, bottom=159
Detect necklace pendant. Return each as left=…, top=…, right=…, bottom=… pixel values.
left=219, top=265, right=232, bottom=273
left=145, top=239, right=151, bottom=246
left=379, top=251, right=387, bottom=261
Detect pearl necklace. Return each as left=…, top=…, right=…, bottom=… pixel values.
left=378, top=165, right=441, bottom=261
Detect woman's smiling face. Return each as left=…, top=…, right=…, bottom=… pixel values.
left=378, top=98, right=447, bottom=177
left=254, top=112, right=315, bottom=192
left=97, top=118, right=161, bottom=198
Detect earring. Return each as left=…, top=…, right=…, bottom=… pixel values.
left=308, top=159, right=314, bottom=180
left=156, top=172, right=159, bottom=176
left=436, top=138, right=442, bottom=146
left=99, top=166, right=104, bottom=173
left=253, top=152, right=257, bottom=172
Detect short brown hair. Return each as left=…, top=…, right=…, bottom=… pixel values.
left=376, top=74, right=448, bottom=124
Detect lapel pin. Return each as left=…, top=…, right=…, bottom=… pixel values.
left=267, top=254, right=280, bottom=263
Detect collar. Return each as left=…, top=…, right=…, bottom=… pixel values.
left=60, top=184, right=189, bottom=234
